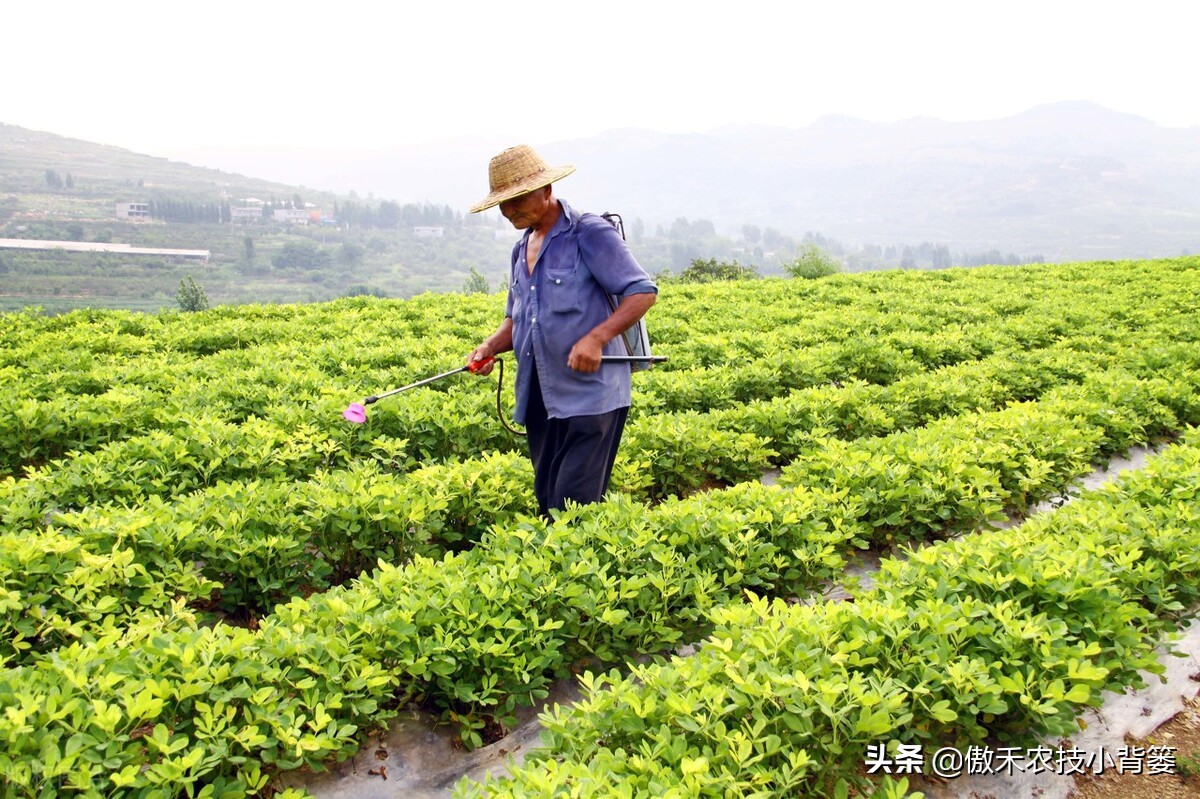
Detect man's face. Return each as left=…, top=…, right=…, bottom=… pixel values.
left=499, top=186, right=552, bottom=229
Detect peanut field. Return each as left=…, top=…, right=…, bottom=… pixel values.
left=2, top=258, right=1199, bottom=797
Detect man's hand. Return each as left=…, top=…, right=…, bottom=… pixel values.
left=567, top=292, right=655, bottom=373
left=467, top=345, right=497, bottom=376
left=567, top=333, right=605, bottom=373
left=469, top=319, right=514, bottom=376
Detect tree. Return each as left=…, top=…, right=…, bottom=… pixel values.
left=677, top=258, right=759, bottom=283
left=742, top=224, right=762, bottom=245
left=377, top=200, right=402, bottom=228
left=177, top=276, right=210, bottom=312
left=343, top=284, right=386, bottom=298
left=670, top=241, right=701, bottom=270
left=762, top=227, right=786, bottom=250
left=930, top=244, right=952, bottom=269
left=783, top=243, right=841, bottom=279
left=462, top=266, right=490, bottom=295
left=631, top=217, right=645, bottom=244
left=272, top=240, right=331, bottom=271
left=243, top=236, right=256, bottom=262
left=339, top=242, right=365, bottom=267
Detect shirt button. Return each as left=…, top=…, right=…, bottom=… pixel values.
left=554, top=279, right=562, bottom=284
left=532, top=317, right=537, bottom=323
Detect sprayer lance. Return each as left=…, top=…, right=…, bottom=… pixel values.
left=343, top=354, right=668, bottom=425
left=595, top=355, right=669, bottom=364
left=366, top=354, right=667, bottom=402
left=364, top=357, right=495, bottom=404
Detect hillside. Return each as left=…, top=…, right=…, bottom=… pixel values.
left=0, top=122, right=337, bottom=215
left=4, top=103, right=1200, bottom=313
left=170, top=102, right=1200, bottom=262
left=0, top=123, right=513, bottom=312
left=549, top=102, right=1200, bottom=261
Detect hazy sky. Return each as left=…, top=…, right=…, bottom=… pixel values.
left=5, top=0, right=1196, bottom=156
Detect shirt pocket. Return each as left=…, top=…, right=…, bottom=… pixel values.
left=543, top=263, right=585, bottom=315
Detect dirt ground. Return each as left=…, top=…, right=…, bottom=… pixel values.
left=1068, top=695, right=1200, bottom=799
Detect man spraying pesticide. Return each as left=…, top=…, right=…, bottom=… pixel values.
left=343, top=145, right=661, bottom=518
left=465, top=145, right=659, bottom=518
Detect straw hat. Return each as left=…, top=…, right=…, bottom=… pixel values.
left=468, top=145, right=575, bottom=213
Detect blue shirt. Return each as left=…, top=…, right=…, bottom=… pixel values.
left=505, top=200, right=658, bottom=424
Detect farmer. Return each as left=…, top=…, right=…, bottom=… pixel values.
left=467, top=144, right=657, bottom=517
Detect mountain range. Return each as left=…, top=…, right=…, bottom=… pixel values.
left=163, top=102, right=1200, bottom=262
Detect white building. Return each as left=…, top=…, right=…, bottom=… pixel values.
left=273, top=209, right=314, bottom=225
left=116, top=202, right=149, bottom=219
left=231, top=207, right=262, bottom=223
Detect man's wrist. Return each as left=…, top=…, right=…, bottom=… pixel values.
left=583, top=330, right=610, bottom=349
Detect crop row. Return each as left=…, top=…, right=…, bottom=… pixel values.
left=0, top=453, right=536, bottom=664
left=9, top=258, right=1175, bottom=370
left=0, top=336, right=1038, bottom=526
left=631, top=336, right=1200, bottom=498
left=3, top=258, right=1196, bottom=477
left=6, top=326, right=1198, bottom=649
left=0, top=306, right=1109, bottom=479
left=5, top=316, right=1195, bottom=533
left=469, top=428, right=1200, bottom=798
left=4, top=336, right=1193, bottom=662
left=0, top=367, right=1192, bottom=795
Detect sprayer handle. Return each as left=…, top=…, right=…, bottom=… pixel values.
left=467, top=356, right=496, bottom=374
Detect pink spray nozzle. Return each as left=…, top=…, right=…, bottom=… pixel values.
left=342, top=403, right=367, bottom=424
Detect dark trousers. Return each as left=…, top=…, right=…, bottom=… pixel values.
left=525, top=363, right=629, bottom=518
